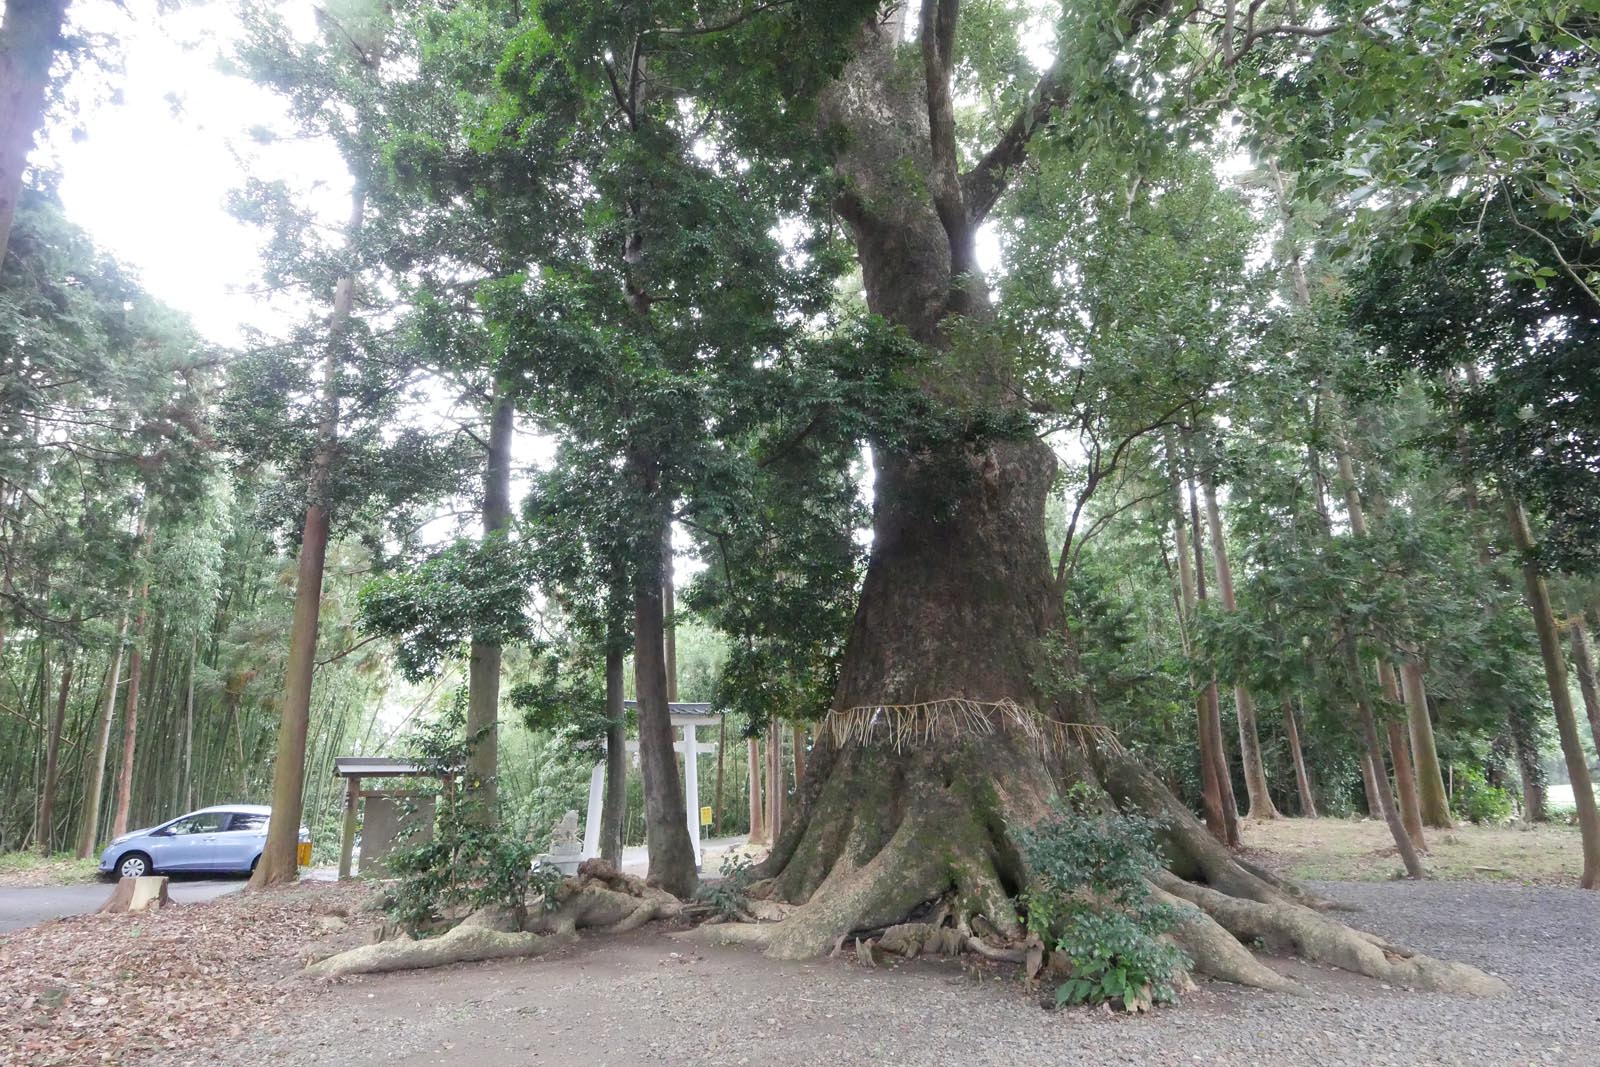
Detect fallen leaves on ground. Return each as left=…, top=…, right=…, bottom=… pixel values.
left=0, top=879, right=374, bottom=1067
left=0, top=856, right=100, bottom=888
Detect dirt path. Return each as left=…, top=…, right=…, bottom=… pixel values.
left=192, top=880, right=1595, bottom=1067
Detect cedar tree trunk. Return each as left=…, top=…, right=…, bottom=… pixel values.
left=1505, top=496, right=1599, bottom=888
left=251, top=179, right=366, bottom=888
left=465, top=385, right=514, bottom=820
left=1203, top=476, right=1280, bottom=819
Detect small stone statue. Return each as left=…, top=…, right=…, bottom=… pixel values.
left=551, top=809, right=580, bottom=850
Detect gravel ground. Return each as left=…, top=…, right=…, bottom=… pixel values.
left=192, top=880, right=1597, bottom=1067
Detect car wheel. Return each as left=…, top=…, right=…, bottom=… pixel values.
left=117, top=852, right=152, bottom=879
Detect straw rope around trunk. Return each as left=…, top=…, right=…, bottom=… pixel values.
left=821, top=698, right=1122, bottom=757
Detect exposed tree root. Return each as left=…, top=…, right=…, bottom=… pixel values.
left=305, top=864, right=681, bottom=979
left=704, top=729, right=1507, bottom=999
left=1153, top=873, right=1508, bottom=995
left=1148, top=884, right=1301, bottom=994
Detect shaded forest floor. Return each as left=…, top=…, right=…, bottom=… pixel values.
left=1241, top=817, right=1586, bottom=885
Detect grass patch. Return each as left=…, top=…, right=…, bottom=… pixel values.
left=1241, top=817, right=1586, bottom=886
left=0, top=851, right=100, bottom=888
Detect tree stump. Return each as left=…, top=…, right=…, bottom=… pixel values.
left=99, top=876, right=171, bottom=914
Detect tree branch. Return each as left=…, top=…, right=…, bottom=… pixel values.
left=921, top=0, right=975, bottom=280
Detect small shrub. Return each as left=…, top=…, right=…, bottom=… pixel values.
left=1015, top=784, right=1188, bottom=1012
left=696, top=852, right=756, bottom=920
left=381, top=700, right=555, bottom=936
left=1453, top=765, right=1513, bottom=825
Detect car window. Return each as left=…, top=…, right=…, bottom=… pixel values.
left=228, top=813, right=269, bottom=833
left=168, top=812, right=229, bottom=835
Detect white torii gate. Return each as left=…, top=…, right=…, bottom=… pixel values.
left=581, top=702, right=720, bottom=868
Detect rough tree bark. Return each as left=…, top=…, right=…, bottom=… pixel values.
left=1187, top=462, right=1241, bottom=845
left=0, top=0, right=69, bottom=266
left=251, top=176, right=367, bottom=888
left=715, top=6, right=1497, bottom=994
left=465, top=385, right=514, bottom=821
left=1399, top=659, right=1453, bottom=829
left=1379, top=663, right=1427, bottom=851
left=1504, top=496, right=1600, bottom=888
left=1202, top=476, right=1280, bottom=819
left=747, top=735, right=766, bottom=845
left=632, top=521, right=698, bottom=897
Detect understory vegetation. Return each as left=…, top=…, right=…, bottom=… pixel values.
left=1, top=0, right=1597, bottom=1011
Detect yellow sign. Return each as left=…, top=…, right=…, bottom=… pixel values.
left=297, top=842, right=312, bottom=867
left=699, top=806, right=713, bottom=827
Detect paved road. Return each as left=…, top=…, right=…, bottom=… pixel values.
left=0, top=878, right=244, bottom=933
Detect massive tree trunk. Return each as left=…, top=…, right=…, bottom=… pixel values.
left=0, top=0, right=69, bottom=267
left=633, top=516, right=698, bottom=898
left=1504, top=496, right=1600, bottom=888
left=1202, top=476, right=1280, bottom=820
left=465, top=385, right=514, bottom=821
left=251, top=179, right=366, bottom=889
left=719, top=9, right=1503, bottom=995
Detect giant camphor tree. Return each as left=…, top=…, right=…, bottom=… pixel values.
left=575, top=0, right=1507, bottom=993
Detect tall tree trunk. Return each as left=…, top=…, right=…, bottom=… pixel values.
left=1569, top=615, right=1600, bottom=753
left=181, top=635, right=196, bottom=811
left=599, top=639, right=627, bottom=866
left=1504, top=496, right=1600, bottom=888
left=663, top=525, right=678, bottom=703
left=1187, top=466, right=1240, bottom=846
left=1353, top=673, right=1426, bottom=879
left=36, top=625, right=75, bottom=852
left=1282, top=700, right=1318, bottom=818
left=0, top=0, right=69, bottom=266
left=1165, top=434, right=1227, bottom=840
left=76, top=613, right=127, bottom=858
left=111, top=524, right=153, bottom=839
left=1359, top=743, right=1384, bottom=818
left=465, top=385, right=514, bottom=822
left=747, top=735, right=765, bottom=845
left=792, top=723, right=808, bottom=787
left=1399, top=659, right=1453, bottom=828
left=1202, top=476, right=1279, bottom=819
left=1378, top=662, right=1427, bottom=851
left=251, top=178, right=366, bottom=889
left=765, top=718, right=784, bottom=840
left=632, top=527, right=697, bottom=896
left=712, top=715, right=726, bottom=833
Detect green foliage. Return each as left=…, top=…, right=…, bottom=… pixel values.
left=1017, top=787, right=1188, bottom=1012
left=1453, top=765, right=1514, bottom=826
left=382, top=703, right=553, bottom=936
left=695, top=852, right=757, bottom=921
